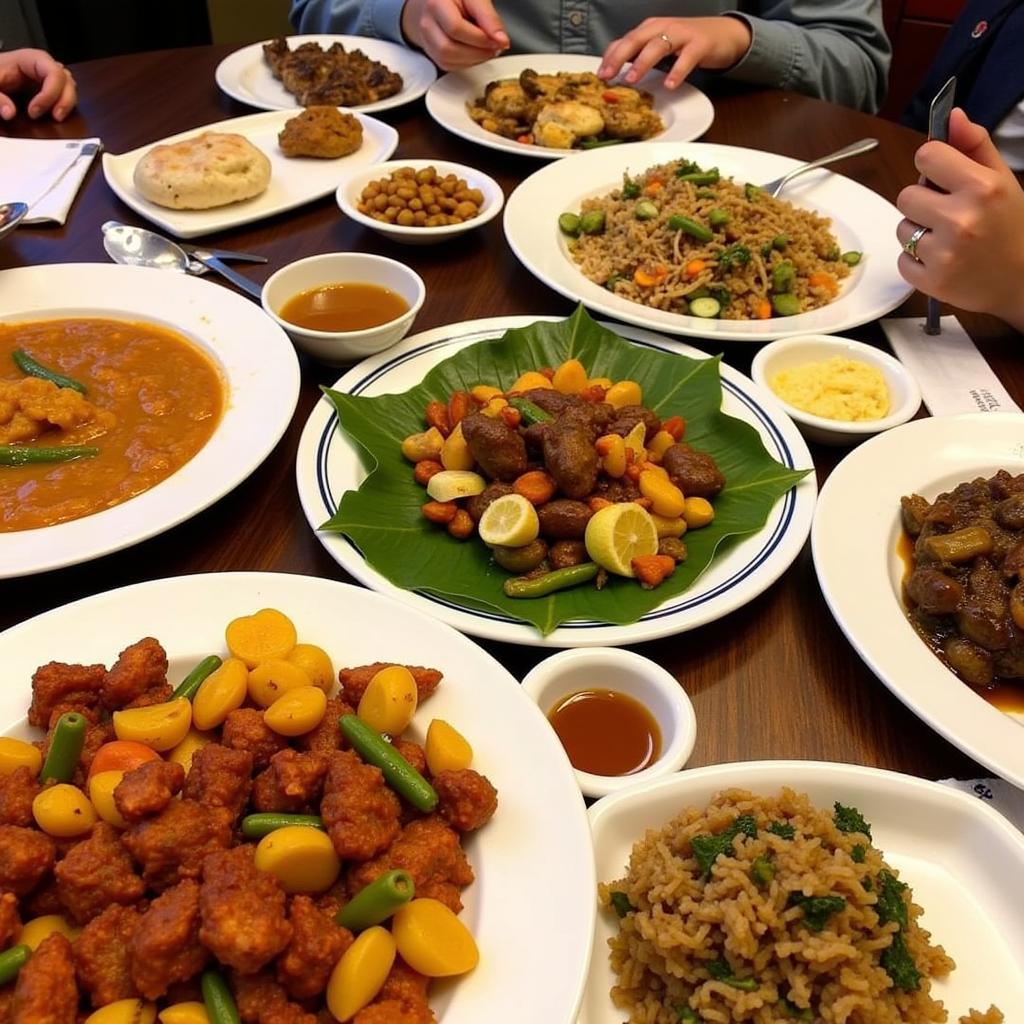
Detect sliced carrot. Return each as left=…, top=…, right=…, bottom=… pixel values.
left=602, top=90, right=620, bottom=104
left=633, top=263, right=668, bottom=287
left=684, top=260, right=706, bottom=280
left=754, top=299, right=773, bottom=320
left=516, top=134, right=533, bottom=145
left=643, top=180, right=663, bottom=196
left=808, top=272, right=839, bottom=295
left=88, top=740, right=161, bottom=779
left=512, top=470, right=556, bottom=506
left=662, top=415, right=686, bottom=441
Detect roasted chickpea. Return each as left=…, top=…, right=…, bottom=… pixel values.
left=396, top=209, right=415, bottom=227
left=454, top=201, right=477, bottom=220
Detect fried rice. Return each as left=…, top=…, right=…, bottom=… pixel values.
left=598, top=788, right=1000, bottom=1024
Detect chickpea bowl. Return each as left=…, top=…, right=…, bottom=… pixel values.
left=336, top=159, right=505, bottom=245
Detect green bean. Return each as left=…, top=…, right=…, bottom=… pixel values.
left=744, top=182, right=762, bottom=201
left=336, top=870, right=415, bottom=931
left=12, top=349, right=87, bottom=394
left=172, top=655, right=222, bottom=701
left=666, top=215, right=712, bottom=242
left=605, top=273, right=625, bottom=291
left=771, top=261, right=796, bottom=295
left=240, top=813, right=326, bottom=839
left=0, top=945, right=30, bottom=986
left=578, top=210, right=606, bottom=235
left=579, top=137, right=624, bottom=149
left=39, top=712, right=87, bottom=784
left=558, top=212, right=580, bottom=237
left=0, top=445, right=99, bottom=466
left=503, top=561, right=599, bottom=598
left=694, top=188, right=716, bottom=199
left=634, top=199, right=659, bottom=220
left=771, top=293, right=801, bottom=317
left=707, top=208, right=730, bottom=229
left=678, top=169, right=720, bottom=185
left=841, top=250, right=862, bottom=266
left=507, top=397, right=551, bottom=425
left=609, top=891, right=635, bottom=918
left=202, top=969, right=241, bottom=1024
left=340, top=715, right=438, bottom=813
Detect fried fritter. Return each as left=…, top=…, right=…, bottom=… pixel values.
left=278, top=106, right=363, bottom=159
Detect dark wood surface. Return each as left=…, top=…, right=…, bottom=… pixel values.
left=4, top=45, right=1021, bottom=782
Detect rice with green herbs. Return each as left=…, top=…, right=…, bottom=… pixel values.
left=569, top=159, right=856, bottom=321
left=599, top=788, right=999, bottom=1023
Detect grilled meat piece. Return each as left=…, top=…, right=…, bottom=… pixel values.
left=661, top=444, right=725, bottom=498
left=461, top=412, right=527, bottom=482
left=543, top=420, right=599, bottom=499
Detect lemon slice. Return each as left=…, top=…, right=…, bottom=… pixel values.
left=478, top=494, right=539, bottom=548
left=584, top=503, right=658, bottom=576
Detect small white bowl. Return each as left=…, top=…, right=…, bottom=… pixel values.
left=520, top=648, right=697, bottom=799
left=336, top=158, right=504, bottom=246
left=261, top=252, right=425, bottom=366
left=750, top=333, right=921, bottom=446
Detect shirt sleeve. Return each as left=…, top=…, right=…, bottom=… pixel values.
left=722, top=0, right=891, bottom=113
left=290, top=0, right=406, bottom=43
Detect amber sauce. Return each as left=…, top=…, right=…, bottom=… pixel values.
left=279, top=282, right=409, bottom=332
left=548, top=689, right=661, bottom=776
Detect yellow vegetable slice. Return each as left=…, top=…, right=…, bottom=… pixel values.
left=326, top=926, right=396, bottom=1022
left=192, top=658, right=248, bottom=731
left=425, top=719, right=473, bottom=776
left=32, top=783, right=97, bottom=838
left=254, top=825, right=340, bottom=894
left=0, top=737, right=42, bottom=776
left=604, top=380, right=642, bottom=410
left=508, top=370, right=553, bottom=393
left=638, top=469, right=686, bottom=518
left=166, top=729, right=215, bottom=774
left=392, top=898, right=479, bottom=977
left=88, top=770, right=128, bottom=828
left=225, top=608, right=297, bottom=669
left=264, top=686, right=328, bottom=737
left=357, top=666, right=418, bottom=736
left=112, top=698, right=192, bottom=752
left=247, top=659, right=311, bottom=709
left=19, top=915, right=80, bottom=950
left=552, top=358, right=586, bottom=395
left=83, top=1000, right=157, bottom=1024
left=159, top=1004, right=210, bottom=1024
left=584, top=503, right=658, bottom=577
left=286, top=644, right=334, bottom=693
left=426, top=470, right=486, bottom=503
left=439, top=422, right=474, bottom=472
left=683, top=496, right=715, bottom=528
left=623, top=420, right=647, bottom=462
left=478, top=494, right=539, bottom=548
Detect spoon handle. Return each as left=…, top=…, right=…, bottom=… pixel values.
left=766, top=138, right=879, bottom=197
left=193, top=254, right=263, bottom=301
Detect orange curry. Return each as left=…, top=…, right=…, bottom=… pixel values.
left=0, top=318, right=224, bottom=532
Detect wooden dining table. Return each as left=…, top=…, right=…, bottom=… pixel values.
left=4, top=43, right=1022, bottom=787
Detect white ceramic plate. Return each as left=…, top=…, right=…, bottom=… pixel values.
left=425, top=54, right=714, bottom=160
left=584, top=760, right=1024, bottom=1024
left=0, top=263, right=300, bottom=578
left=813, top=413, right=1024, bottom=788
left=103, top=109, right=398, bottom=239
left=215, top=35, right=437, bottom=114
left=0, top=572, right=594, bottom=1024
left=504, top=141, right=912, bottom=342
left=295, top=315, right=817, bottom=647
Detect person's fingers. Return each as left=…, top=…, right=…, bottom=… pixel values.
left=0, top=92, right=15, bottom=120
left=897, top=250, right=932, bottom=289
left=947, top=106, right=1006, bottom=172
left=664, top=43, right=702, bottom=89
left=896, top=181, right=947, bottom=227
left=914, top=139, right=999, bottom=195
left=623, top=33, right=679, bottom=84
left=432, top=0, right=494, bottom=49
left=463, top=0, right=509, bottom=48
left=420, top=19, right=494, bottom=69
left=26, top=61, right=67, bottom=118
left=53, top=71, right=77, bottom=121
left=896, top=217, right=936, bottom=261
left=599, top=33, right=645, bottom=80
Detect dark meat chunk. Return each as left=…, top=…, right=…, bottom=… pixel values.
left=608, top=405, right=661, bottom=443
left=182, top=744, right=253, bottom=820
left=0, top=767, right=39, bottom=827
left=233, top=972, right=317, bottom=1024
left=114, top=759, right=185, bottom=823
left=905, top=567, right=964, bottom=616
left=55, top=822, right=144, bottom=924
left=101, top=638, right=168, bottom=711
left=0, top=825, right=55, bottom=895
left=549, top=539, right=587, bottom=569
left=28, top=661, right=104, bottom=728
left=537, top=499, right=592, bottom=539
left=460, top=411, right=527, bottom=481
left=466, top=482, right=513, bottom=523
left=989, top=469, right=1024, bottom=500
left=276, top=895, right=352, bottom=1000
left=995, top=492, right=1024, bottom=530
left=0, top=893, right=19, bottom=949
left=200, top=847, right=291, bottom=975
left=11, top=933, right=77, bottom=1024
left=354, top=959, right=434, bottom=1024
left=73, top=904, right=140, bottom=1007
left=543, top=420, right=598, bottom=499
left=295, top=696, right=353, bottom=755
left=593, top=476, right=640, bottom=502
left=517, top=388, right=579, bottom=416
left=123, top=800, right=233, bottom=891
left=392, top=740, right=427, bottom=777
left=321, top=750, right=401, bottom=861
left=956, top=558, right=1012, bottom=650
left=338, top=665, right=442, bottom=708
left=944, top=635, right=994, bottom=688
left=349, top=817, right=473, bottom=914
left=662, top=444, right=725, bottom=498
left=1004, top=540, right=1024, bottom=576
left=131, top=880, right=207, bottom=999
left=900, top=493, right=930, bottom=536
left=434, top=769, right=498, bottom=832
left=223, top=708, right=288, bottom=770
left=252, top=749, right=329, bottom=814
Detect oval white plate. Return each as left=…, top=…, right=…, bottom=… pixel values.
left=425, top=53, right=714, bottom=160
left=585, top=760, right=1024, bottom=1024
left=0, top=263, right=300, bottom=578
left=215, top=34, right=437, bottom=114
left=813, top=413, right=1024, bottom=788
left=295, top=315, right=817, bottom=647
left=103, top=109, right=398, bottom=239
left=504, top=141, right=912, bottom=342
left=0, top=571, right=594, bottom=1024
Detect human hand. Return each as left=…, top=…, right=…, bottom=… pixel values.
left=400, top=0, right=509, bottom=70
left=896, top=108, right=1024, bottom=332
left=598, top=16, right=752, bottom=90
left=0, top=48, right=77, bottom=121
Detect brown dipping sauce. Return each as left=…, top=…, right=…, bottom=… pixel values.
left=548, top=689, right=661, bottom=777
left=279, top=282, right=409, bottom=332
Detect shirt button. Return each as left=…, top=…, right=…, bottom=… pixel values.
left=569, top=11, right=584, bottom=26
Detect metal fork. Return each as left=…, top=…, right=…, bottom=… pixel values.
left=760, top=138, right=879, bottom=198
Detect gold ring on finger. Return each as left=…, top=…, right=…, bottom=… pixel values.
left=658, top=32, right=674, bottom=52
left=902, top=224, right=928, bottom=263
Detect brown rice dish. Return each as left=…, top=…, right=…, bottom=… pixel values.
left=564, top=158, right=860, bottom=321
left=599, top=787, right=1001, bottom=1023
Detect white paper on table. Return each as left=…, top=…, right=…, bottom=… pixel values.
left=0, top=137, right=101, bottom=225
left=940, top=777, right=1024, bottom=832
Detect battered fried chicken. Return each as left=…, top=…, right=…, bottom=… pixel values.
left=11, top=933, right=77, bottom=1024
left=0, top=825, right=54, bottom=897
left=74, top=904, right=141, bottom=1007
left=114, top=758, right=185, bottom=823
left=54, top=822, right=145, bottom=924
left=278, top=106, right=363, bottom=158
left=131, top=880, right=208, bottom=999
left=276, top=895, right=352, bottom=1000
left=321, top=750, right=401, bottom=861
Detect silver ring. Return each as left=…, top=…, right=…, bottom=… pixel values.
left=903, top=224, right=928, bottom=262
left=658, top=32, right=674, bottom=51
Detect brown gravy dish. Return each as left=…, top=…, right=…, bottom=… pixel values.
left=279, top=282, right=409, bottom=332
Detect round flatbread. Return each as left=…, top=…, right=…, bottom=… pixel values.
left=133, top=131, right=271, bottom=210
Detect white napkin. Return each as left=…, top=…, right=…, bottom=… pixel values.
left=940, top=777, right=1024, bottom=831
left=881, top=315, right=1022, bottom=416
left=0, top=137, right=101, bottom=225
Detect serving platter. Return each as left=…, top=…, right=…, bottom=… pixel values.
left=503, top=141, right=912, bottom=341
left=425, top=53, right=714, bottom=160
left=0, top=571, right=595, bottom=1024
left=103, top=108, right=398, bottom=239
left=584, top=761, right=1024, bottom=1024
left=0, top=263, right=300, bottom=578
left=813, top=413, right=1024, bottom=789
left=215, top=34, right=438, bottom=114
left=295, top=315, right=817, bottom=647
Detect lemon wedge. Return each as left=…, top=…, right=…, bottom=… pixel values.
left=478, top=494, right=539, bottom=548
left=584, top=503, right=658, bottom=576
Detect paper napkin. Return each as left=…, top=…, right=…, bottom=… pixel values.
left=0, top=137, right=101, bottom=225
left=941, top=777, right=1024, bottom=832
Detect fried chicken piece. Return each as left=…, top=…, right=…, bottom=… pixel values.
left=434, top=769, right=497, bottom=832
left=0, top=986, right=13, bottom=1024
left=22, top=878, right=61, bottom=918
left=0, top=825, right=55, bottom=896
left=73, top=904, right=140, bottom=1007
left=131, top=879, right=208, bottom=999
left=278, top=107, right=363, bottom=158
left=321, top=750, right=401, bottom=862
left=11, top=933, right=77, bottom=1024
left=55, top=822, right=145, bottom=924
left=0, top=767, right=39, bottom=827
left=276, top=895, right=352, bottom=1000
left=392, top=739, right=426, bottom=777
left=296, top=696, right=352, bottom=755
left=114, top=759, right=185, bottom=823
left=101, top=638, right=168, bottom=711
left=182, top=743, right=253, bottom=821
left=354, top=959, right=434, bottom=1024
left=232, top=972, right=317, bottom=1024
left=123, top=682, right=174, bottom=709
left=28, top=660, right=104, bottom=727
left=338, top=664, right=442, bottom=707
left=223, top=708, right=288, bottom=770
left=199, top=847, right=291, bottom=974
left=252, top=749, right=328, bottom=814
left=0, top=893, right=19, bottom=949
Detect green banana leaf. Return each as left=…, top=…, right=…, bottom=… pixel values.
left=320, top=307, right=809, bottom=636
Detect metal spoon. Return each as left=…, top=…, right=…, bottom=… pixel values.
left=0, top=202, right=30, bottom=242
left=760, top=138, right=879, bottom=198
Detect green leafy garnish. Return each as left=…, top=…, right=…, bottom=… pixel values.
left=789, top=893, right=846, bottom=931
left=875, top=870, right=908, bottom=929
left=851, top=844, right=866, bottom=863
left=717, top=243, right=751, bottom=270
left=781, top=1000, right=813, bottom=1020
left=751, top=856, right=775, bottom=887
left=767, top=820, right=795, bottom=840
left=675, top=1007, right=700, bottom=1023
left=706, top=959, right=757, bottom=990
left=834, top=802, right=872, bottom=839
left=609, top=891, right=635, bottom=918
left=691, top=815, right=757, bottom=876
left=881, top=931, right=922, bottom=992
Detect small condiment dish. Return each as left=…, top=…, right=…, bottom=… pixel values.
left=261, top=252, right=425, bottom=366
left=751, top=333, right=921, bottom=446
left=521, top=647, right=697, bottom=800
left=336, top=159, right=504, bottom=246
